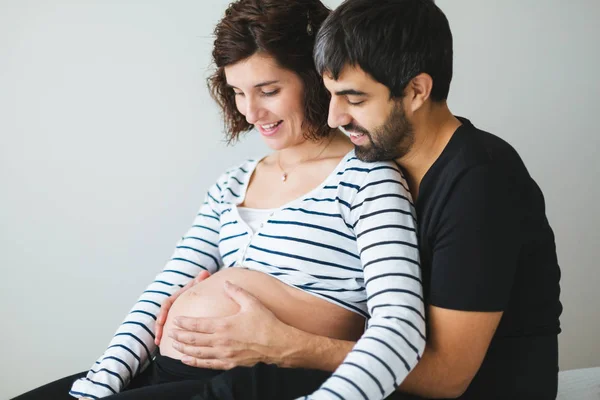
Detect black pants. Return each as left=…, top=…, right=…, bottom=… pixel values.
left=11, top=364, right=155, bottom=400
left=12, top=354, right=411, bottom=400
left=12, top=356, right=331, bottom=400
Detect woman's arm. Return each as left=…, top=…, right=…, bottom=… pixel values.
left=69, top=180, right=224, bottom=399
left=302, top=164, right=425, bottom=399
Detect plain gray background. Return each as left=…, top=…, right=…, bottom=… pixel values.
left=1, top=0, right=598, bottom=398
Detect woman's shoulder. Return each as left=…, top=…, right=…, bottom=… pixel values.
left=221, top=158, right=258, bottom=181
left=334, top=155, right=414, bottom=216
left=209, top=157, right=260, bottom=203
left=338, top=154, right=406, bottom=183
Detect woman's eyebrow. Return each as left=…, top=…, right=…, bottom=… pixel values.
left=226, top=80, right=280, bottom=89
left=254, top=80, right=280, bottom=87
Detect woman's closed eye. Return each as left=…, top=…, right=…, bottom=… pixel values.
left=261, top=89, right=280, bottom=97
left=233, top=89, right=279, bottom=97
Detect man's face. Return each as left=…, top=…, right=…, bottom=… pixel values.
left=323, top=65, right=414, bottom=162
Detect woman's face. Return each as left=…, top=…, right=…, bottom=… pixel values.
left=224, top=53, right=308, bottom=150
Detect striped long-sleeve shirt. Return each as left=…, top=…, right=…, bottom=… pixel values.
left=70, top=150, right=425, bottom=400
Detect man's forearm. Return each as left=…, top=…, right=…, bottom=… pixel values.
left=270, top=324, right=465, bottom=398
left=277, top=330, right=464, bottom=398
left=398, top=346, right=467, bottom=399
left=276, top=325, right=355, bottom=371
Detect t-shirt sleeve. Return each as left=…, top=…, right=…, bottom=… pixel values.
left=429, top=163, right=521, bottom=311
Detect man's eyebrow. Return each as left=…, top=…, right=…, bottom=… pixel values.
left=226, top=80, right=280, bottom=89
left=335, top=89, right=367, bottom=96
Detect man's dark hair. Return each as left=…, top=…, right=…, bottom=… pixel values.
left=314, top=0, right=453, bottom=101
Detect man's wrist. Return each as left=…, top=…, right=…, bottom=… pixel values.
left=275, top=326, right=354, bottom=371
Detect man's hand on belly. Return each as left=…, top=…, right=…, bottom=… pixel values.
left=169, top=280, right=299, bottom=370
left=155, top=270, right=211, bottom=346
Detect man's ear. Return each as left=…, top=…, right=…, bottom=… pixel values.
left=407, top=73, right=433, bottom=113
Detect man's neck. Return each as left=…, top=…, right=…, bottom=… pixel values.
left=397, top=104, right=461, bottom=200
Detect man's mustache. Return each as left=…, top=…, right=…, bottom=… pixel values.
left=342, top=123, right=369, bottom=136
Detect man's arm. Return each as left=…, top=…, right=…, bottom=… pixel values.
left=171, top=283, right=501, bottom=399
left=275, top=304, right=502, bottom=399
left=278, top=325, right=355, bottom=371
left=169, top=280, right=355, bottom=371
left=282, top=305, right=501, bottom=399
left=399, top=163, right=520, bottom=398
left=399, top=307, right=503, bottom=398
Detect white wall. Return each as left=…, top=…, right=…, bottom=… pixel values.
left=1, top=0, right=597, bottom=398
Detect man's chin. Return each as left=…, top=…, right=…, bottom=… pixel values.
left=355, top=145, right=396, bottom=163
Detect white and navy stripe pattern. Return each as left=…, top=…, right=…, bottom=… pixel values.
left=70, top=150, right=425, bottom=400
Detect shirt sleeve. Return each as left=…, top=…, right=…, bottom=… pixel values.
left=69, top=181, right=224, bottom=399
left=429, top=163, right=521, bottom=311
left=303, top=164, right=425, bottom=400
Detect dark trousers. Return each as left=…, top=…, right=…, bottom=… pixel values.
left=12, top=356, right=331, bottom=400
left=11, top=365, right=155, bottom=400
left=12, top=354, right=411, bottom=400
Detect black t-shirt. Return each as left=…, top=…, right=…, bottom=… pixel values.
left=412, top=118, right=562, bottom=400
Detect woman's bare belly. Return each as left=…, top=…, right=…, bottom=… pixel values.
left=160, top=267, right=365, bottom=359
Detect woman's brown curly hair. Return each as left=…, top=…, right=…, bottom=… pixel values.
left=208, top=0, right=332, bottom=144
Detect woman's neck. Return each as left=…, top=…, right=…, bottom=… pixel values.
left=276, top=129, right=351, bottom=167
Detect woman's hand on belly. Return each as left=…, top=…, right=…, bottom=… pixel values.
left=154, top=270, right=211, bottom=346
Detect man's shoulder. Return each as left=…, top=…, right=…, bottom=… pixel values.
left=419, top=118, right=536, bottom=221
left=427, top=118, right=530, bottom=188
left=448, top=118, right=524, bottom=173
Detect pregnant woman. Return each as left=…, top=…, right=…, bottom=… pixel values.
left=13, top=1, right=424, bottom=400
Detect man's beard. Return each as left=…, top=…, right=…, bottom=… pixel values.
left=346, top=103, right=414, bottom=163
